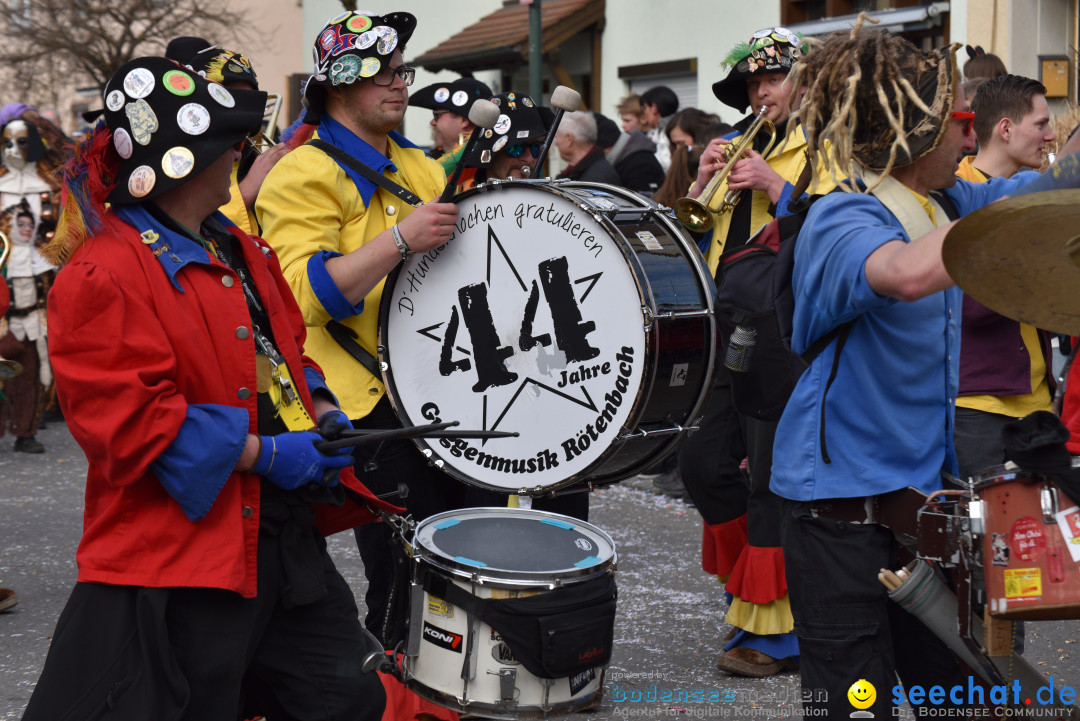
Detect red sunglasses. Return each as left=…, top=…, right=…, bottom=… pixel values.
left=951, top=111, right=975, bottom=135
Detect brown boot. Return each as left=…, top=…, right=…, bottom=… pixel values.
left=0, top=587, right=18, bottom=612
left=716, top=646, right=797, bottom=678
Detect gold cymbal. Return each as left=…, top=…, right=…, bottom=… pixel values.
left=942, top=189, right=1080, bottom=335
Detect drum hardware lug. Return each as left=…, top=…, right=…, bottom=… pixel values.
left=652, top=308, right=713, bottom=320
left=619, top=425, right=685, bottom=441
left=1041, top=483, right=1059, bottom=523
left=968, top=500, right=984, bottom=537
left=434, top=459, right=445, bottom=469
left=641, top=305, right=653, bottom=328
left=406, top=583, right=424, bottom=657
left=379, top=361, right=389, bottom=372
left=422, top=448, right=433, bottom=458
left=497, top=668, right=517, bottom=702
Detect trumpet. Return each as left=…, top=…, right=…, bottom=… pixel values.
left=249, top=93, right=283, bottom=153
left=674, top=105, right=778, bottom=233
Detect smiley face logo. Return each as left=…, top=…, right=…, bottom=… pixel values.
left=848, top=679, right=876, bottom=710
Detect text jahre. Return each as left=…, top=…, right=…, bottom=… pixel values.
left=557, top=361, right=611, bottom=388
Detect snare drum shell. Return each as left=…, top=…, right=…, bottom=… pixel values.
left=978, top=468, right=1080, bottom=620
left=405, top=508, right=615, bottom=717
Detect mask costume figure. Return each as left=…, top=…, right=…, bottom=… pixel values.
left=0, top=112, right=67, bottom=453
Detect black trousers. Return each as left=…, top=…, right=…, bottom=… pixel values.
left=351, top=397, right=471, bottom=636
left=22, top=534, right=384, bottom=721
left=678, top=369, right=750, bottom=527
left=781, top=500, right=968, bottom=719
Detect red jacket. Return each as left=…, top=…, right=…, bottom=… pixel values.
left=48, top=209, right=397, bottom=597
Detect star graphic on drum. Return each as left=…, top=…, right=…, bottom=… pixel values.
left=412, top=225, right=604, bottom=438
left=381, top=183, right=711, bottom=493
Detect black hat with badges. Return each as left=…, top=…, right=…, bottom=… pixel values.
left=102, top=56, right=267, bottom=204
left=411, top=77, right=493, bottom=119
left=303, top=10, right=417, bottom=124
left=712, top=26, right=805, bottom=112
left=189, top=46, right=260, bottom=90
left=464, top=92, right=553, bottom=168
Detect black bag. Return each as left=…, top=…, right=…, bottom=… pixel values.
left=420, top=570, right=617, bottom=679
left=715, top=195, right=850, bottom=422
left=716, top=186, right=960, bottom=423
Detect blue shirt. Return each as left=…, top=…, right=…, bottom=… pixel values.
left=770, top=172, right=1038, bottom=501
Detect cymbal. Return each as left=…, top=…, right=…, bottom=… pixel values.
left=942, top=189, right=1080, bottom=335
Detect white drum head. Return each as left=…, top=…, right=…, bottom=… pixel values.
left=382, top=183, right=647, bottom=492
left=414, top=507, right=616, bottom=583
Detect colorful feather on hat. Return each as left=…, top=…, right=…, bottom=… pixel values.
left=438, top=144, right=465, bottom=175
left=201, top=52, right=230, bottom=84
left=44, top=121, right=117, bottom=264
left=722, top=42, right=752, bottom=69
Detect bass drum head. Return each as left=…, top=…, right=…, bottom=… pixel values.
left=380, top=181, right=649, bottom=493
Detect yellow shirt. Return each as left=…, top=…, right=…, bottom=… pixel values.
left=703, top=127, right=836, bottom=275
left=221, top=162, right=258, bottom=236
left=953, top=157, right=1052, bottom=416
left=256, top=131, right=446, bottom=419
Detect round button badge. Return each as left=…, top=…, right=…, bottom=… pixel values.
left=207, top=83, right=235, bottom=108
left=161, top=146, right=195, bottom=179
left=128, top=165, right=156, bottom=198
left=433, top=87, right=450, bottom=104
left=360, top=57, right=381, bottom=78
left=123, top=67, right=155, bottom=99
left=493, top=114, right=512, bottom=135
left=452, top=90, right=468, bottom=107
left=163, top=70, right=195, bottom=97
left=356, top=29, right=378, bottom=50
left=113, top=128, right=133, bottom=159
left=177, top=103, right=211, bottom=135
left=105, top=90, right=125, bottom=112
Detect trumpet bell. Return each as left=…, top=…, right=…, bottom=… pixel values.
left=673, top=197, right=715, bottom=233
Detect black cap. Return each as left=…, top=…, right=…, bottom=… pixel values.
left=464, top=92, right=553, bottom=168
left=411, top=77, right=493, bottom=119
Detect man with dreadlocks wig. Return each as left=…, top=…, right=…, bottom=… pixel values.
left=676, top=26, right=833, bottom=678
left=768, top=19, right=1080, bottom=718
left=22, top=56, right=398, bottom=721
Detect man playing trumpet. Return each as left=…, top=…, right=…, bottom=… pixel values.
left=677, top=27, right=833, bottom=677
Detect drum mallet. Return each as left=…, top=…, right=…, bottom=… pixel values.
left=438, top=99, right=501, bottom=202
left=529, top=85, right=582, bottom=179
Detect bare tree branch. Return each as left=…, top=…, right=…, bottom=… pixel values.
left=0, top=0, right=249, bottom=100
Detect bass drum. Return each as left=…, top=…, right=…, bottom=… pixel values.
left=378, top=179, right=716, bottom=494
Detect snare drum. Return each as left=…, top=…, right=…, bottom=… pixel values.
left=379, top=179, right=716, bottom=494
left=974, top=466, right=1080, bottom=620
left=404, top=507, right=617, bottom=718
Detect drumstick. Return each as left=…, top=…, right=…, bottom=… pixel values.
left=529, top=85, right=581, bottom=179
left=316, top=423, right=519, bottom=452
left=438, top=99, right=501, bottom=203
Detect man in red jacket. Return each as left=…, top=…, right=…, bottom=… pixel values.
left=21, top=57, right=396, bottom=721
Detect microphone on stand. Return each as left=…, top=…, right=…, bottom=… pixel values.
left=438, top=99, right=501, bottom=202
left=530, top=85, right=581, bottom=179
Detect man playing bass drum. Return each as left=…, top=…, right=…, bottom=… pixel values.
left=677, top=27, right=834, bottom=677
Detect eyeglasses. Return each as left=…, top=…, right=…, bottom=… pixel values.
left=951, top=111, right=975, bottom=135
left=432, top=109, right=451, bottom=119
left=505, top=140, right=544, bottom=158
left=371, top=64, right=416, bottom=87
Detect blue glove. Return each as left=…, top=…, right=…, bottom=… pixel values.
left=252, top=431, right=351, bottom=490
left=317, top=409, right=353, bottom=457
